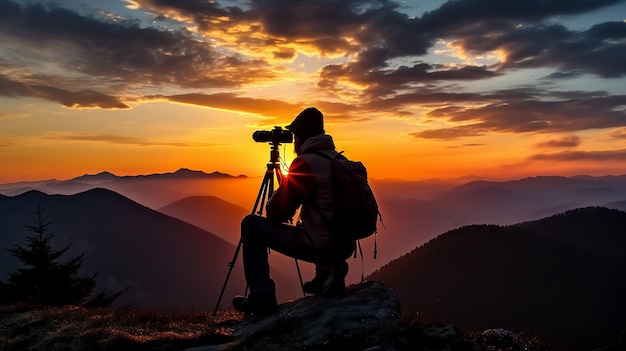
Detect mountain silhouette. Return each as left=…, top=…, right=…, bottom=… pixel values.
left=367, top=207, right=626, bottom=350
left=70, top=171, right=118, bottom=184
left=0, top=188, right=251, bottom=309
left=0, top=169, right=258, bottom=209
left=361, top=175, right=626, bottom=273
left=115, top=168, right=240, bottom=180
left=158, top=196, right=249, bottom=245
left=100, top=171, right=260, bottom=209
left=3, top=172, right=626, bottom=276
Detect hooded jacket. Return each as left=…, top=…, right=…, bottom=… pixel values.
left=266, top=134, right=339, bottom=250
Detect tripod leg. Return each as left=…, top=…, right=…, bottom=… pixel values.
left=214, top=172, right=271, bottom=315
left=252, top=169, right=273, bottom=215
left=213, top=239, right=243, bottom=317
left=295, top=258, right=305, bottom=296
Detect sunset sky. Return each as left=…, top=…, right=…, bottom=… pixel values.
left=1, top=0, right=626, bottom=183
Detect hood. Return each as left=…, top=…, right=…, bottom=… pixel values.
left=298, top=134, right=336, bottom=155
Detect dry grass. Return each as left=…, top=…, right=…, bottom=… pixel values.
left=0, top=304, right=244, bottom=351
left=1, top=304, right=558, bottom=351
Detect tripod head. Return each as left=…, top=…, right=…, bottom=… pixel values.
left=268, top=141, right=281, bottom=166
left=253, top=126, right=292, bottom=167
left=251, top=138, right=290, bottom=217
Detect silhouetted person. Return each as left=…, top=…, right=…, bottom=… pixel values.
left=233, top=107, right=355, bottom=314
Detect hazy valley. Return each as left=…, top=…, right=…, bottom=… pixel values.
left=1, top=169, right=626, bottom=349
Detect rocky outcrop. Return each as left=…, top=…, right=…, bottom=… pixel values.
left=230, top=280, right=400, bottom=350
left=187, top=281, right=476, bottom=351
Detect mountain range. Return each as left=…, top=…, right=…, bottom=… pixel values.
left=4, top=170, right=625, bottom=275
left=368, top=207, right=626, bottom=350
left=0, top=169, right=626, bottom=344
left=0, top=168, right=260, bottom=209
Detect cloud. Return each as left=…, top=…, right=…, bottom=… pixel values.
left=0, top=0, right=625, bottom=143
left=133, top=0, right=419, bottom=57
left=127, top=0, right=626, bottom=83
left=535, top=135, right=581, bottom=148
left=530, top=149, right=626, bottom=162
left=0, top=74, right=129, bottom=109
left=316, top=0, right=626, bottom=96
left=154, top=92, right=366, bottom=124
left=607, top=127, right=626, bottom=140
left=467, top=21, right=626, bottom=78
left=410, top=89, right=626, bottom=139
left=45, top=132, right=215, bottom=147
left=319, top=62, right=502, bottom=100
left=0, top=0, right=281, bottom=99
left=162, top=93, right=299, bottom=120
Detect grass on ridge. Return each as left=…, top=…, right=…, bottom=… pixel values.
left=0, top=304, right=243, bottom=351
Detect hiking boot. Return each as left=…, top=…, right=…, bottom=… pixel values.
left=232, top=294, right=277, bottom=315
left=303, top=261, right=349, bottom=295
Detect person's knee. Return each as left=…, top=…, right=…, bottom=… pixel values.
left=241, top=214, right=255, bottom=229
left=241, top=214, right=267, bottom=243
left=241, top=214, right=255, bottom=241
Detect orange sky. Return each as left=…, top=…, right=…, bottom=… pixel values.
left=1, top=0, right=626, bottom=184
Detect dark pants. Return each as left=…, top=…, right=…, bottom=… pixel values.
left=240, top=214, right=353, bottom=297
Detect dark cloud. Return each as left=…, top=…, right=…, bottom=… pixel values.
left=418, top=0, right=622, bottom=31
left=137, top=0, right=229, bottom=21
left=315, top=0, right=626, bottom=96
left=0, top=0, right=280, bottom=103
left=535, top=135, right=581, bottom=148
left=0, top=0, right=624, bottom=142
left=410, top=89, right=626, bottom=139
left=541, top=70, right=586, bottom=80
left=32, top=86, right=129, bottom=109
left=133, top=0, right=426, bottom=57
left=0, top=74, right=128, bottom=108
left=530, top=149, right=626, bottom=161
left=319, top=61, right=502, bottom=100
left=458, top=21, right=626, bottom=78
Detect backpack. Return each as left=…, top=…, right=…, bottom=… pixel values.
left=314, top=151, right=381, bottom=242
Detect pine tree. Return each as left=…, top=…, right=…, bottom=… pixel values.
left=8, top=204, right=97, bottom=305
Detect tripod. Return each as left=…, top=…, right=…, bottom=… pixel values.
left=213, top=141, right=303, bottom=315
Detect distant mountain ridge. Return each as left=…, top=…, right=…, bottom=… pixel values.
left=71, top=168, right=245, bottom=182
left=0, top=168, right=245, bottom=194
left=0, top=169, right=260, bottom=209
left=69, top=171, right=118, bottom=183
left=368, top=206, right=626, bottom=350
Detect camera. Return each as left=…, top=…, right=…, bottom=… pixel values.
left=252, top=126, right=293, bottom=144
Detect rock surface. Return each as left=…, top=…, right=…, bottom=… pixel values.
left=186, top=281, right=400, bottom=351
left=186, top=281, right=476, bottom=351
left=231, top=280, right=401, bottom=350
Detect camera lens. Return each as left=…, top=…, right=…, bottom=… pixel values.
left=252, top=127, right=293, bottom=144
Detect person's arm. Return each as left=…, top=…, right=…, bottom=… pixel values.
left=266, top=157, right=315, bottom=223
